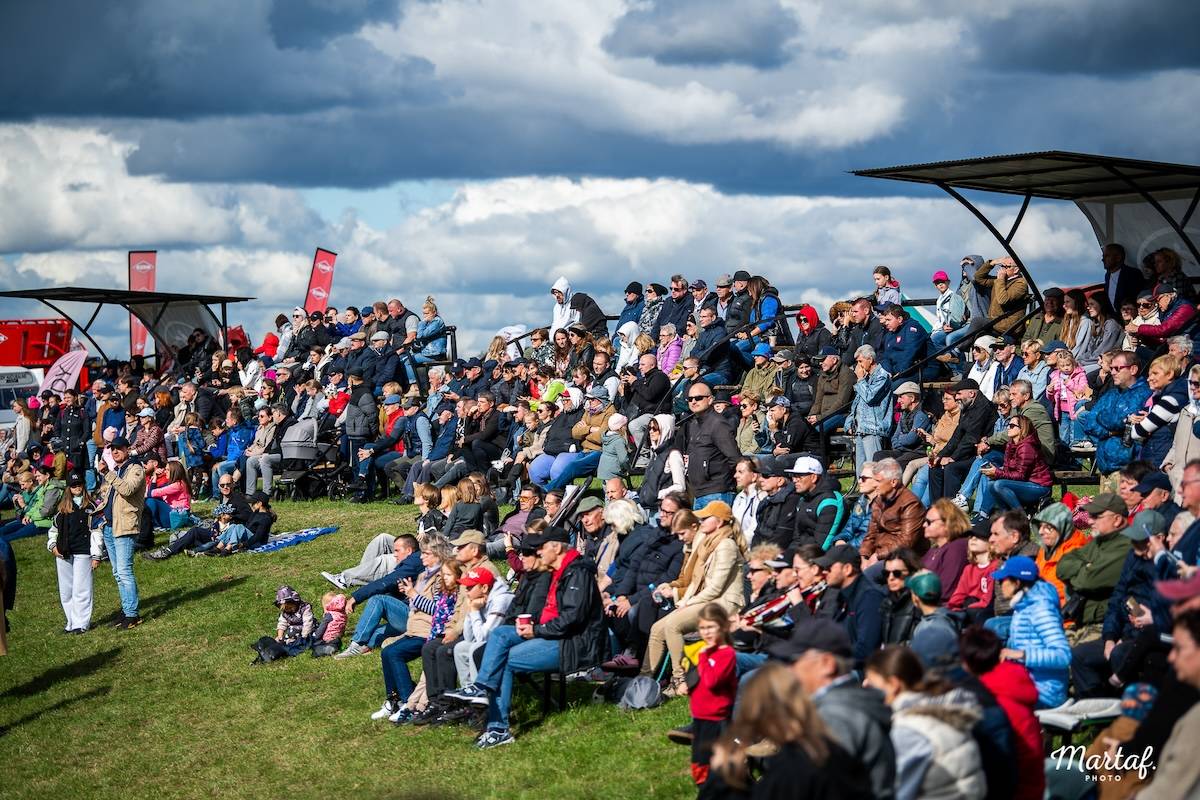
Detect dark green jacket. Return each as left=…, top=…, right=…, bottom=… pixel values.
left=1056, top=532, right=1132, bottom=625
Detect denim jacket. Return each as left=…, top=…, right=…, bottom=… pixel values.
left=849, top=365, right=893, bottom=437
left=415, top=316, right=447, bottom=358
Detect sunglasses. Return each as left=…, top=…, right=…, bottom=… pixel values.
left=686, top=395, right=711, bottom=402
left=1190, top=381, right=1200, bottom=388
left=884, top=569, right=910, bottom=579
left=218, top=482, right=233, bottom=488
left=1112, top=364, right=1135, bottom=371
left=1007, top=422, right=1021, bottom=428
left=748, top=566, right=773, bottom=574
left=1137, top=302, right=1153, bottom=308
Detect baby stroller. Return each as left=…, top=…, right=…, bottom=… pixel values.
left=274, top=417, right=353, bottom=501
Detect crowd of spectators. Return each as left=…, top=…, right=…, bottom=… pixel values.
left=5, top=243, right=1200, bottom=795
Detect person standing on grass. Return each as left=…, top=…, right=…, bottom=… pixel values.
left=49, top=476, right=95, bottom=634
left=96, top=436, right=145, bottom=629
left=689, top=603, right=738, bottom=788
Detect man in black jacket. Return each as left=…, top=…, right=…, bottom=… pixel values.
left=724, top=269, right=753, bottom=333
left=788, top=456, right=843, bottom=549
left=448, top=526, right=604, bottom=749
left=651, top=274, right=696, bottom=340
left=929, top=378, right=998, bottom=500
left=54, top=389, right=90, bottom=475
left=675, top=383, right=741, bottom=506
left=838, top=298, right=885, bottom=366
left=461, top=391, right=506, bottom=472
left=755, top=458, right=802, bottom=549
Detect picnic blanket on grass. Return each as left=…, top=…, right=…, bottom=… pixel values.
left=247, top=526, right=338, bottom=554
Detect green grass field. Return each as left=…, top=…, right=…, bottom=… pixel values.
left=0, top=500, right=694, bottom=800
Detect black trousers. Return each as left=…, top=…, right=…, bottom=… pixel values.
left=421, top=636, right=459, bottom=700
left=463, top=440, right=502, bottom=473
left=165, top=525, right=215, bottom=556
left=928, top=457, right=973, bottom=500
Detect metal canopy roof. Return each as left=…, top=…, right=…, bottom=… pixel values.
left=0, top=287, right=253, bottom=305
left=0, top=287, right=255, bottom=361
left=852, top=150, right=1200, bottom=201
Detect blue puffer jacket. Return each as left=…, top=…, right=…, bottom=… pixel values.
left=1081, top=377, right=1151, bottom=473
left=414, top=316, right=447, bottom=358
left=1008, top=579, right=1071, bottom=708
left=849, top=365, right=893, bottom=437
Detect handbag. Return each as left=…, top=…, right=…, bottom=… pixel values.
left=1062, top=593, right=1087, bottom=625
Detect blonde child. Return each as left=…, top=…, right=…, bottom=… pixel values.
left=689, top=603, right=737, bottom=787
left=1045, top=348, right=1088, bottom=444
left=310, top=592, right=348, bottom=657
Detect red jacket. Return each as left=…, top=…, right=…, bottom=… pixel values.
left=689, top=644, right=737, bottom=721
left=948, top=560, right=998, bottom=610
left=980, top=661, right=1045, bottom=800
left=993, top=436, right=1052, bottom=486
left=1133, top=298, right=1196, bottom=347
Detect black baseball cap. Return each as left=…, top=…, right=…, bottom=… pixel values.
left=767, top=619, right=853, bottom=661
left=524, top=526, right=570, bottom=548
left=813, top=545, right=859, bottom=570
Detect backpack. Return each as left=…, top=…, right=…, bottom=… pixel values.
left=613, top=675, right=663, bottom=710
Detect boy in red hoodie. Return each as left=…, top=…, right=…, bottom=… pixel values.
left=688, top=603, right=737, bottom=786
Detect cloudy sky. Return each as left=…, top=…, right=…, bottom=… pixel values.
left=2, top=0, right=1197, bottom=357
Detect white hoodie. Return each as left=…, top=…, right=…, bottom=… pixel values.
left=462, top=580, right=515, bottom=645
left=614, top=320, right=641, bottom=372
left=651, top=413, right=686, bottom=500
left=550, top=276, right=580, bottom=334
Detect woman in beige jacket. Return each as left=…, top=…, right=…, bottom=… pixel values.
left=643, top=500, right=747, bottom=696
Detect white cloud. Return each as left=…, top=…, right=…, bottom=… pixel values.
left=1, top=125, right=1104, bottom=360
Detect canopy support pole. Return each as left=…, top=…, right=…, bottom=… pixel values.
left=1104, top=166, right=1200, bottom=267
left=39, top=300, right=109, bottom=360
left=935, top=182, right=1044, bottom=303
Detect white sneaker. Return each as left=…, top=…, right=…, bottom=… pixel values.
left=321, top=571, right=346, bottom=590
left=370, top=700, right=397, bottom=720
left=387, top=704, right=410, bottom=723
left=951, top=494, right=968, bottom=510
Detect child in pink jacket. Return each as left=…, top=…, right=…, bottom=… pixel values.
left=1045, top=350, right=1088, bottom=444
left=147, top=461, right=193, bottom=529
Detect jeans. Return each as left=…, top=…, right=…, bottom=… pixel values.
left=528, top=453, right=556, bottom=487
left=545, top=451, right=602, bottom=490
left=910, top=463, right=931, bottom=505
left=990, top=480, right=1050, bottom=512
left=700, top=372, right=729, bottom=387
left=693, top=492, right=734, bottom=510
left=817, top=414, right=846, bottom=433
left=476, top=625, right=561, bottom=731
left=958, top=451, right=1003, bottom=509
left=56, top=553, right=93, bottom=630
left=380, top=635, right=427, bottom=701
left=85, top=439, right=99, bottom=491
left=403, top=352, right=443, bottom=386
left=145, top=497, right=173, bottom=529
left=855, top=434, right=882, bottom=478
left=734, top=651, right=768, bottom=677
left=357, top=450, right=404, bottom=497
left=945, top=325, right=975, bottom=350
left=352, top=594, right=410, bottom=647
left=984, top=615, right=1011, bottom=642
left=0, top=520, right=38, bottom=541
left=102, top=525, right=139, bottom=618
left=210, top=460, right=237, bottom=499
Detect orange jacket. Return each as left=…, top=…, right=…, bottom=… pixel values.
left=1036, top=528, right=1090, bottom=605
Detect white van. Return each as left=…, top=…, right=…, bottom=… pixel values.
left=0, top=366, right=40, bottom=437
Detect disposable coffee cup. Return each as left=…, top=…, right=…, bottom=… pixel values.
left=517, top=614, right=533, bottom=626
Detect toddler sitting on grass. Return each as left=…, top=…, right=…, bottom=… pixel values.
left=251, top=585, right=315, bottom=664
left=310, top=592, right=348, bottom=657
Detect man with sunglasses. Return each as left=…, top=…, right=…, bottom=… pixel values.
left=650, top=274, right=695, bottom=341
left=1078, top=350, right=1151, bottom=474
left=677, top=383, right=740, bottom=509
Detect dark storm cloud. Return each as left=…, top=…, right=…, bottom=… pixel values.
left=118, top=107, right=864, bottom=195
left=0, top=0, right=438, bottom=120
left=268, top=0, right=403, bottom=50
left=602, top=0, right=799, bottom=69
left=975, top=0, right=1200, bottom=75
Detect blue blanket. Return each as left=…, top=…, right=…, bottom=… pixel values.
left=248, top=526, right=338, bottom=554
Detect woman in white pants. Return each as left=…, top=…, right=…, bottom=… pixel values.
left=48, top=477, right=95, bottom=633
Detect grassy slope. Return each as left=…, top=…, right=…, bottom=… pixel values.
left=0, top=500, right=693, bottom=800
